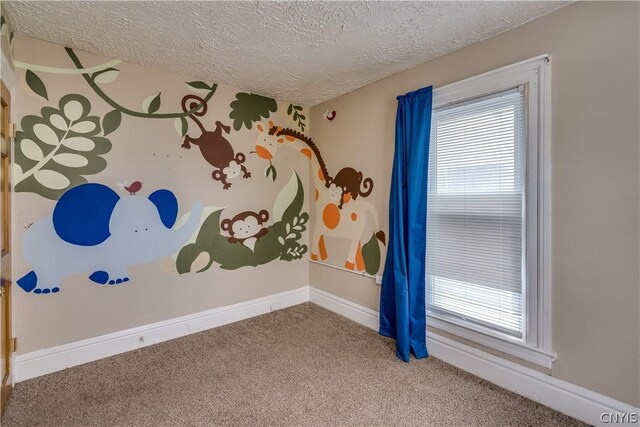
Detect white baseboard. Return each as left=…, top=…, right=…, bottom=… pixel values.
left=309, top=287, right=379, bottom=330
left=309, top=287, right=639, bottom=426
left=15, top=286, right=310, bottom=383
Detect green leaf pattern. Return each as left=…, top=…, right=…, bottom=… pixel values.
left=287, top=104, right=306, bottom=132
left=229, top=93, right=278, bottom=131
left=14, top=94, right=115, bottom=200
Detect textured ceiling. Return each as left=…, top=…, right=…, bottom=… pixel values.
left=3, top=1, right=568, bottom=106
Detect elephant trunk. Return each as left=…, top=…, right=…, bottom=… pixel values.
left=165, top=202, right=204, bottom=254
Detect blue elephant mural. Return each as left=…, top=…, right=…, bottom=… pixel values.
left=17, top=183, right=204, bottom=294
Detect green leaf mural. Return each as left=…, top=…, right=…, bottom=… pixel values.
left=362, top=233, right=382, bottom=275
left=144, top=93, right=162, bottom=114
left=174, top=117, right=188, bottom=137
left=65, top=48, right=217, bottom=120
left=186, top=81, right=214, bottom=94
left=265, top=163, right=277, bottom=182
left=287, top=104, right=306, bottom=132
left=14, top=94, right=117, bottom=200
left=25, top=70, right=49, bottom=100
left=229, top=93, right=278, bottom=131
left=176, top=172, right=308, bottom=272
left=102, top=109, right=122, bottom=136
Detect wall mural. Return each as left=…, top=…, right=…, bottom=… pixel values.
left=176, top=171, right=308, bottom=272
left=4, top=34, right=383, bottom=296
left=17, top=183, right=204, bottom=294
left=254, top=123, right=386, bottom=275
left=181, top=95, right=250, bottom=189
left=14, top=94, right=114, bottom=199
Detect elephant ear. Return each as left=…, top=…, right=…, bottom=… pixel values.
left=149, top=189, right=178, bottom=228
left=53, top=183, right=120, bottom=246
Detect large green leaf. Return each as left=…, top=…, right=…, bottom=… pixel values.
left=229, top=93, right=278, bottom=131
left=362, top=233, right=382, bottom=275
left=281, top=173, right=304, bottom=223
left=175, top=243, right=204, bottom=274
left=14, top=94, right=113, bottom=200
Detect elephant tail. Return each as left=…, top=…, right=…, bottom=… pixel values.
left=17, top=271, right=38, bottom=293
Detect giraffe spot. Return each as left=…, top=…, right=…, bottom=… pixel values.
left=351, top=212, right=358, bottom=221
left=319, top=168, right=325, bottom=181
left=301, top=148, right=312, bottom=159
left=286, top=135, right=296, bottom=141
left=343, top=192, right=352, bottom=204
left=315, top=189, right=319, bottom=201
left=322, top=203, right=340, bottom=229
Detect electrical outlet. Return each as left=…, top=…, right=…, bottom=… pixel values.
left=375, top=275, right=383, bottom=285
left=270, top=302, right=281, bottom=311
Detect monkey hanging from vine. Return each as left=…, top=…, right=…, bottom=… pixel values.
left=181, top=95, right=250, bottom=189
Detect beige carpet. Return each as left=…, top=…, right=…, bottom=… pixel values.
left=2, top=303, right=583, bottom=426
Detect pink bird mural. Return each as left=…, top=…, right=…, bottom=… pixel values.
left=117, top=181, right=143, bottom=195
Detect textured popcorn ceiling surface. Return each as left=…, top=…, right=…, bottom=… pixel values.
left=3, top=1, right=568, bottom=105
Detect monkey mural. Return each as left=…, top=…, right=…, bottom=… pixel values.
left=328, top=167, right=374, bottom=209
left=181, top=95, right=250, bottom=189
left=220, top=210, right=270, bottom=251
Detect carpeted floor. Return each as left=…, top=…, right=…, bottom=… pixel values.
left=2, top=303, right=583, bottom=426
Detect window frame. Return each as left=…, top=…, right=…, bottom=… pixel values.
left=427, top=55, right=554, bottom=368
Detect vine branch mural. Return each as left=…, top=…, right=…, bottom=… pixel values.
left=64, top=47, right=217, bottom=120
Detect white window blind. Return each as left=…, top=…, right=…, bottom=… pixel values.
left=427, top=87, right=526, bottom=339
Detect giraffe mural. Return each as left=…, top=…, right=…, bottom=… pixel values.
left=254, top=122, right=386, bottom=273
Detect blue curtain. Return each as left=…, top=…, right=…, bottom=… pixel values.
left=379, top=86, right=433, bottom=362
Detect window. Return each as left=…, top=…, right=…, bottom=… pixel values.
left=426, top=56, right=553, bottom=367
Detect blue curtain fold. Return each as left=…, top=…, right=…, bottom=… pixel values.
left=379, top=85, right=433, bottom=362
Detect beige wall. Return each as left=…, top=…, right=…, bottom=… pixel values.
left=10, top=36, right=311, bottom=353
left=309, top=1, right=640, bottom=406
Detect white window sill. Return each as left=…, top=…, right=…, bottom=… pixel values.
left=427, top=315, right=556, bottom=369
